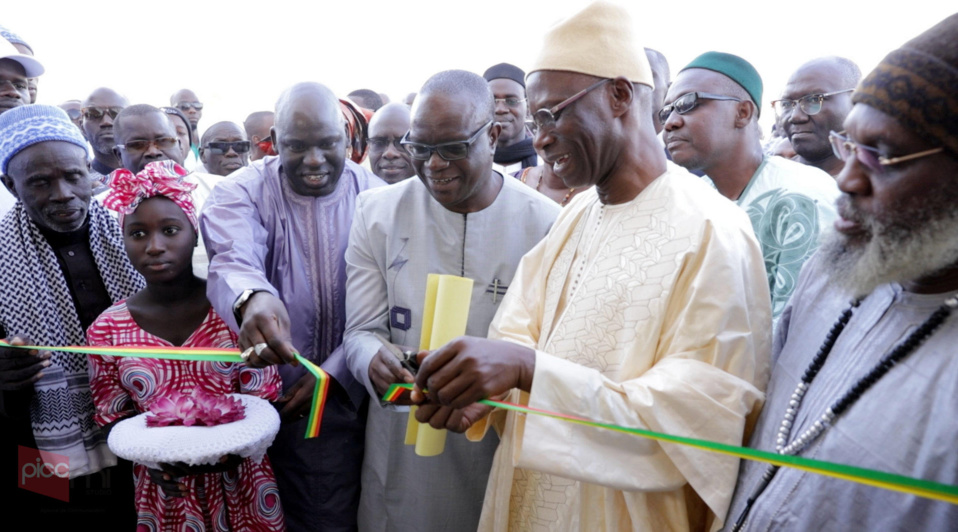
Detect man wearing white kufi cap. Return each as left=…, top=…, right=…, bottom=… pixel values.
left=410, top=2, right=772, bottom=530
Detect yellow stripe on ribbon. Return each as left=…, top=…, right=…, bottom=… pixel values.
left=383, top=383, right=958, bottom=506
left=1, top=340, right=327, bottom=439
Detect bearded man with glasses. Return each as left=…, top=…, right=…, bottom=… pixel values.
left=725, top=14, right=958, bottom=531
left=664, top=51, right=840, bottom=323
left=409, top=3, right=772, bottom=531
left=776, top=56, right=861, bottom=177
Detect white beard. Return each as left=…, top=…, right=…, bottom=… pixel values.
left=819, top=196, right=958, bottom=298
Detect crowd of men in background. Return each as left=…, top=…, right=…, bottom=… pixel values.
left=1, top=2, right=957, bottom=531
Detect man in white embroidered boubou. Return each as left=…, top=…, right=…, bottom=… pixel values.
left=409, top=2, right=773, bottom=531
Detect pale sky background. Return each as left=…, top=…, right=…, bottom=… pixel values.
left=5, top=1, right=956, bottom=137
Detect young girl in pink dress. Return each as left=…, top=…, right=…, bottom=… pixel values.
left=86, top=161, right=285, bottom=531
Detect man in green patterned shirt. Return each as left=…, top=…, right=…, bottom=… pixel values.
left=662, top=51, right=838, bottom=322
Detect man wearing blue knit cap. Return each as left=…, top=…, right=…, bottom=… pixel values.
left=0, top=105, right=141, bottom=528
left=663, top=51, right=840, bottom=324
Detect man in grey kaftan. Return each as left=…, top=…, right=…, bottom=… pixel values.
left=725, top=14, right=958, bottom=530
left=343, top=70, right=560, bottom=532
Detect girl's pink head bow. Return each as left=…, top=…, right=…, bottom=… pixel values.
left=104, top=161, right=198, bottom=232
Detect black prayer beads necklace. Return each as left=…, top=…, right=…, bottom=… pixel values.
left=730, top=295, right=958, bottom=532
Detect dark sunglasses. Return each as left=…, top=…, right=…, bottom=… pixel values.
left=82, top=106, right=123, bottom=121
left=176, top=102, right=204, bottom=111
left=65, top=108, right=82, bottom=121
left=367, top=136, right=404, bottom=151
left=658, top=92, right=742, bottom=124
left=205, top=141, right=251, bottom=154
left=400, top=120, right=492, bottom=161
left=527, top=78, right=610, bottom=133
left=828, top=130, right=944, bottom=174
left=116, top=137, right=178, bottom=153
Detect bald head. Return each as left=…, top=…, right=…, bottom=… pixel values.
left=201, top=121, right=246, bottom=147
left=244, top=111, right=274, bottom=137
left=274, top=82, right=343, bottom=134
left=272, top=82, right=347, bottom=197
left=793, top=56, right=861, bottom=90
left=170, top=88, right=199, bottom=105
left=84, top=87, right=128, bottom=108
left=417, top=70, right=494, bottom=124
left=369, top=102, right=411, bottom=134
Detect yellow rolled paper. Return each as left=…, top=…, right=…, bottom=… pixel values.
left=405, top=274, right=474, bottom=456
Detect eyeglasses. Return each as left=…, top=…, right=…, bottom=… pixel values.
left=116, top=137, right=179, bottom=153
left=255, top=136, right=276, bottom=156
left=205, top=141, right=251, bottom=154
left=64, top=108, right=82, bottom=121
left=657, top=92, right=743, bottom=124
left=176, top=102, right=204, bottom=111
left=828, top=130, right=944, bottom=173
left=771, top=89, right=854, bottom=117
left=401, top=120, right=493, bottom=161
left=527, top=79, right=610, bottom=133
left=82, top=106, right=123, bottom=121
left=368, top=136, right=404, bottom=151
left=494, top=97, right=526, bottom=108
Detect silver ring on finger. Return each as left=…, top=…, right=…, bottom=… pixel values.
left=240, top=347, right=255, bottom=361
left=254, top=342, right=269, bottom=357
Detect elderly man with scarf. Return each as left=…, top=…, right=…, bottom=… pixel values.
left=0, top=105, right=143, bottom=527
left=484, top=63, right=539, bottom=176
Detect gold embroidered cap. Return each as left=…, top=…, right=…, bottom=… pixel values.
left=528, top=0, right=653, bottom=86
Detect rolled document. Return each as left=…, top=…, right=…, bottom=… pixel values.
left=406, top=274, right=473, bottom=456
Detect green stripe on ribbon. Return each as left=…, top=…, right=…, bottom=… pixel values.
left=1, top=340, right=326, bottom=439
left=383, top=383, right=958, bottom=505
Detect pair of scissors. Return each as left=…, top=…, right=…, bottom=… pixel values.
left=374, top=333, right=420, bottom=375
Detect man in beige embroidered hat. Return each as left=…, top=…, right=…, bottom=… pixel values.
left=410, top=1, right=773, bottom=531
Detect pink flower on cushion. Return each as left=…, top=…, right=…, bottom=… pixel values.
left=146, top=390, right=245, bottom=428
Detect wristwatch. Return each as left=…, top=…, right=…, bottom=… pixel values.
left=232, top=289, right=261, bottom=325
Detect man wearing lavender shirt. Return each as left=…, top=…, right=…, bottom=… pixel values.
left=200, top=82, right=384, bottom=531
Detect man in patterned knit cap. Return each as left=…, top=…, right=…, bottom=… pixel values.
left=725, top=13, right=958, bottom=531
left=0, top=105, right=142, bottom=527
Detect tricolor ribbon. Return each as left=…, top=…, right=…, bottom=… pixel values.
left=0, top=341, right=328, bottom=439
left=383, top=383, right=958, bottom=506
